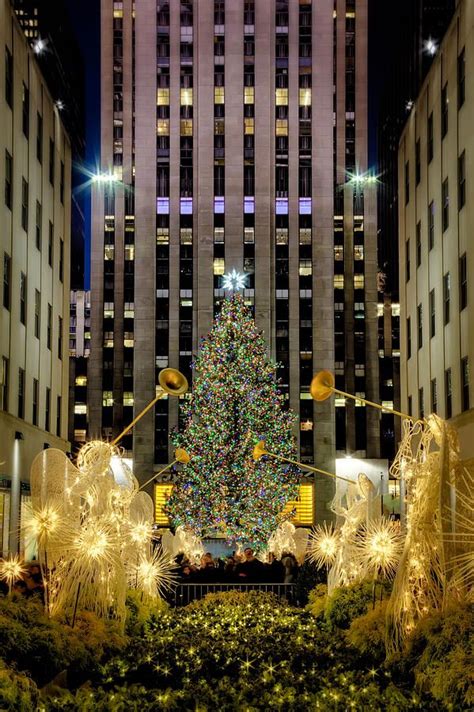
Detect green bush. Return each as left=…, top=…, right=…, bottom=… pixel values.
left=324, top=580, right=374, bottom=629
left=407, top=601, right=474, bottom=709
left=347, top=599, right=388, bottom=664
left=0, top=596, right=124, bottom=687
left=125, top=590, right=168, bottom=637
left=306, top=583, right=328, bottom=619
left=0, top=659, right=38, bottom=712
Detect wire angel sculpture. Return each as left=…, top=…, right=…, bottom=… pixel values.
left=385, top=413, right=472, bottom=653
left=25, top=441, right=175, bottom=626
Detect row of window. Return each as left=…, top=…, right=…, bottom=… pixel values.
left=2, top=254, right=63, bottom=353
left=407, top=257, right=467, bottom=358
left=409, top=357, right=469, bottom=421
left=0, top=357, right=62, bottom=435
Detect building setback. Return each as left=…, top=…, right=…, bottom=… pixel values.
left=399, top=0, right=474, bottom=458
left=89, top=0, right=379, bottom=523
left=0, top=0, right=72, bottom=554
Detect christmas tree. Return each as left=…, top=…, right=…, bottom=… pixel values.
left=166, top=295, right=299, bottom=548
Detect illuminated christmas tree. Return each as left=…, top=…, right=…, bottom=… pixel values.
left=167, top=294, right=299, bottom=548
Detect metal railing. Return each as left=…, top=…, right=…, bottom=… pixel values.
left=171, top=582, right=296, bottom=607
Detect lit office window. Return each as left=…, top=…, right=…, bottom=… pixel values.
left=334, top=275, right=344, bottom=289
left=354, top=274, right=365, bottom=289
left=102, top=391, right=113, bottom=407
left=275, top=88, right=288, bottom=105
left=157, top=119, right=169, bottom=135
left=244, top=87, right=254, bottom=104
left=275, top=119, right=288, bottom=136
left=213, top=258, right=225, bottom=275
left=214, top=87, right=224, bottom=104
left=180, top=88, right=193, bottom=106
left=157, top=88, right=169, bottom=105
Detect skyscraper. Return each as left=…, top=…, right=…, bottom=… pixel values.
left=89, top=0, right=378, bottom=523
left=374, top=0, right=455, bottom=459
left=0, top=0, right=72, bottom=553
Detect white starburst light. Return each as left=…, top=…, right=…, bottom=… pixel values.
left=222, top=269, right=247, bottom=291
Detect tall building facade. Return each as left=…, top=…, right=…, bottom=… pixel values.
left=0, top=0, right=72, bottom=553
left=399, top=0, right=474, bottom=458
left=90, top=0, right=379, bottom=523
left=375, top=0, right=455, bottom=460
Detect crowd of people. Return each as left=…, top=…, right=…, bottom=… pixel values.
left=0, top=561, right=45, bottom=600
left=177, top=548, right=299, bottom=584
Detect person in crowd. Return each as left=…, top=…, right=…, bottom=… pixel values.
left=281, top=551, right=298, bottom=583
left=235, top=547, right=264, bottom=583
left=266, top=552, right=285, bottom=583
left=197, top=552, right=219, bottom=582
left=224, top=556, right=237, bottom=582
left=180, top=564, right=194, bottom=581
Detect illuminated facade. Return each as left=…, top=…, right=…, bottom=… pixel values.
left=399, top=0, right=474, bottom=459
left=90, top=0, right=379, bottom=524
left=0, top=0, right=71, bottom=554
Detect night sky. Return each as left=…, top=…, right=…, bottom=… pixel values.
left=64, top=0, right=100, bottom=288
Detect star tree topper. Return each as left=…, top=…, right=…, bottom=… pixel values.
left=222, top=269, right=247, bottom=291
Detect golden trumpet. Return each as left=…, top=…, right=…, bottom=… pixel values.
left=138, top=447, right=191, bottom=491
left=112, top=368, right=189, bottom=446
left=253, top=440, right=353, bottom=484
left=310, top=370, right=414, bottom=421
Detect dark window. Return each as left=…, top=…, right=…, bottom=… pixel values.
left=20, top=272, right=26, bottom=324
left=0, top=357, right=8, bottom=411
left=49, top=139, right=55, bottom=185
left=407, top=316, right=411, bottom=359
left=441, top=83, right=448, bottom=138
left=443, top=272, right=451, bottom=325
left=18, top=368, right=25, bottom=419
left=36, top=113, right=43, bottom=163
left=34, top=289, right=40, bottom=338
left=3, top=253, right=10, bottom=310
left=461, top=356, right=470, bottom=411
left=47, top=304, right=52, bottom=349
left=5, top=150, right=12, bottom=209
left=22, top=83, right=29, bottom=138
left=445, top=368, right=452, bottom=418
left=21, top=178, right=29, bottom=231
left=417, top=303, right=423, bottom=349
left=408, top=395, right=412, bottom=416
left=430, top=288, right=436, bottom=338
left=45, top=387, right=51, bottom=431
left=56, top=395, right=62, bottom=437
left=431, top=378, right=437, bottom=414
left=428, top=113, right=433, bottom=162
left=458, top=48, right=465, bottom=108
left=58, top=316, right=62, bottom=359
left=35, top=201, right=42, bottom=250
left=59, top=239, right=64, bottom=282
left=416, top=221, right=421, bottom=267
left=428, top=201, right=435, bottom=250
left=32, top=378, right=38, bottom=426
left=458, top=151, right=466, bottom=209
left=442, top=178, right=449, bottom=231
left=5, top=46, right=13, bottom=108
left=48, top=222, right=53, bottom=266
left=460, top=253, right=467, bottom=311
left=60, top=161, right=65, bottom=203
left=405, top=238, right=410, bottom=281
left=415, top=139, right=421, bottom=184
left=419, top=387, right=424, bottom=419
left=405, top=160, right=409, bottom=204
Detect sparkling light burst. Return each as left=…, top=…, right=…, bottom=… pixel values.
left=222, top=269, right=247, bottom=291
left=134, top=549, right=178, bottom=598
left=0, top=555, right=27, bottom=592
left=357, top=518, right=403, bottom=578
left=307, top=522, right=339, bottom=569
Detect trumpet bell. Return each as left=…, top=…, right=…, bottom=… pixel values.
left=253, top=440, right=267, bottom=461
left=175, top=447, right=190, bottom=464
left=310, top=370, right=335, bottom=402
left=158, top=368, right=189, bottom=397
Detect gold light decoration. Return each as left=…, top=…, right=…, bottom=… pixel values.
left=0, top=555, right=27, bottom=594
left=307, top=522, right=339, bottom=569
left=132, top=549, right=178, bottom=598
left=356, top=518, right=403, bottom=578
